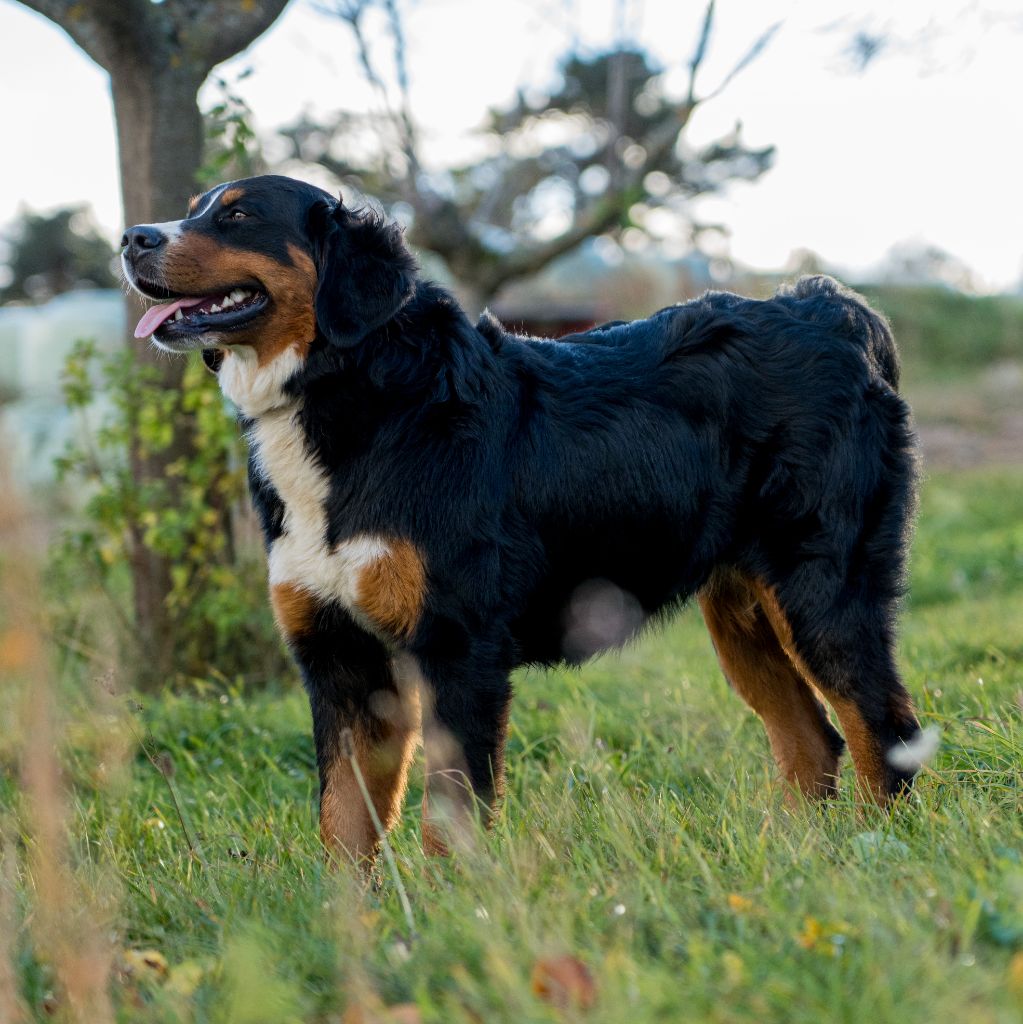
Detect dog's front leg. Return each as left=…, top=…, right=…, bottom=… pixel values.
left=306, top=674, right=417, bottom=868
left=416, top=653, right=513, bottom=856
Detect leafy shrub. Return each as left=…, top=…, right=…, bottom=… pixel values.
left=50, top=340, right=289, bottom=686
left=863, top=285, right=1023, bottom=371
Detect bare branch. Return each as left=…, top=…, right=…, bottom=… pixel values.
left=701, top=20, right=782, bottom=103
left=475, top=97, right=700, bottom=296
left=605, top=49, right=629, bottom=185
left=479, top=198, right=624, bottom=296
left=382, top=0, right=420, bottom=178
left=319, top=0, right=419, bottom=183
left=335, top=0, right=390, bottom=98
left=687, top=0, right=715, bottom=106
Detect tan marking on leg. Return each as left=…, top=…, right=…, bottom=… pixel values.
left=356, top=539, right=427, bottom=640
left=754, top=582, right=892, bottom=805
left=825, top=695, right=888, bottom=803
left=320, top=717, right=417, bottom=865
left=269, top=582, right=317, bottom=641
left=700, top=572, right=841, bottom=799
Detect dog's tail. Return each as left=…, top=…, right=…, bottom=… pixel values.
left=780, top=275, right=901, bottom=391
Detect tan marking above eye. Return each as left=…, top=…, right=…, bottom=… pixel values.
left=220, top=187, right=246, bottom=206
left=356, top=540, right=427, bottom=640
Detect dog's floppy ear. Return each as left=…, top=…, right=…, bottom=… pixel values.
left=310, top=197, right=418, bottom=347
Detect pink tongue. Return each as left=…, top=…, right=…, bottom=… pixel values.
left=134, top=296, right=208, bottom=339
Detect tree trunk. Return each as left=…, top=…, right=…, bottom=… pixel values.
left=18, top=0, right=291, bottom=687
left=112, top=63, right=205, bottom=686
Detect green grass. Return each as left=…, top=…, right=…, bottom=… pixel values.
left=3, top=467, right=1023, bottom=1022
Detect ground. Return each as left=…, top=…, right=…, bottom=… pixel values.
left=3, top=463, right=1022, bottom=1023
left=911, top=362, right=1023, bottom=470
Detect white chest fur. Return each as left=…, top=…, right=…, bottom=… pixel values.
left=249, top=404, right=392, bottom=615
left=221, top=344, right=425, bottom=642
left=218, top=345, right=304, bottom=418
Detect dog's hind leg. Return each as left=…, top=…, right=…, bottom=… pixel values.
left=700, top=570, right=845, bottom=799
left=754, top=579, right=920, bottom=805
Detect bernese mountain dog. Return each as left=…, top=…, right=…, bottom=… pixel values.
left=122, top=174, right=921, bottom=864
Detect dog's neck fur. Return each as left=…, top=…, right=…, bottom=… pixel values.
left=219, top=283, right=498, bottom=433
left=218, top=344, right=305, bottom=418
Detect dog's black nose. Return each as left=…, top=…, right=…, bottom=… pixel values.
left=121, top=225, right=166, bottom=255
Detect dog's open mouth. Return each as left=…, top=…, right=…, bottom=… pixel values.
left=134, top=283, right=268, bottom=345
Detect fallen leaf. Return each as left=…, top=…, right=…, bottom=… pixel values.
left=165, top=959, right=206, bottom=998
left=796, top=916, right=823, bottom=951
left=1008, top=951, right=1023, bottom=998
left=531, top=954, right=597, bottom=1011
left=121, top=948, right=169, bottom=980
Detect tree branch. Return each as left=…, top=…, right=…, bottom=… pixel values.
left=382, top=0, right=420, bottom=179
left=178, top=0, right=292, bottom=74
left=701, top=20, right=782, bottom=103
left=17, top=0, right=154, bottom=70
left=319, top=0, right=420, bottom=182
left=479, top=197, right=624, bottom=296
left=687, top=0, right=715, bottom=106
left=473, top=93, right=701, bottom=297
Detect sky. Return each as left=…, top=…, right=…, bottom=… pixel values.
left=1, top=0, right=1021, bottom=291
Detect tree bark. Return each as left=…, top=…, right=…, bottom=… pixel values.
left=112, top=63, right=206, bottom=682
left=19, top=0, right=290, bottom=686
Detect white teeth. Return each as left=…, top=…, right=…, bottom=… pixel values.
left=209, top=303, right=222, bottom=313
left=221, top=294, right=236, bottom=309
left=230, top=289, right=247, bottom=303
left=174, top=309, right=184, bottom=321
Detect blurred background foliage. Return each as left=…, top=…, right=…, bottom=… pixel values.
left=0, top=206, right=118, bottom=305
left=49, top=340, right=286, bottom=684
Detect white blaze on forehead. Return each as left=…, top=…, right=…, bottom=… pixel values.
left=190, top=183, right=230, bottom=219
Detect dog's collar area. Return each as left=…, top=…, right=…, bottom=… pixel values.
left=202, top=348, right=225, bottom=374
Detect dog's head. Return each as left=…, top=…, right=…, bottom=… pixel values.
left=121, top=175, right=417, bottom=373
